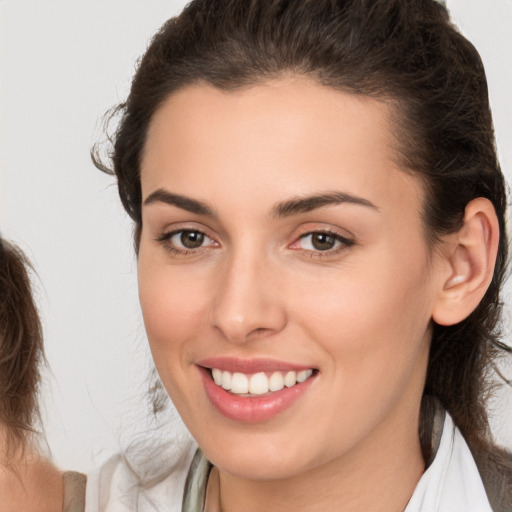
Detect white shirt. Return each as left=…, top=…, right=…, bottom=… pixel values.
left=86, top=413, right=492, bottom=512
left=404, top=413, right=492, bottom=511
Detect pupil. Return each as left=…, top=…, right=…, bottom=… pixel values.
left=181, top=231, right=204, bottom=249
left=312, top=233, right=335, bottom=251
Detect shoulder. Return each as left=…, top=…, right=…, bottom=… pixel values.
left=0, top=456, right=64, bottom=512
left=421, top=397, right=512, bottom=511
left=85, top=436, right=197, bottom=512
left=409, top=410, right=504, bottom=512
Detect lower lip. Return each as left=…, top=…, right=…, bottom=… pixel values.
left=199, top=367, right=316, bottom=423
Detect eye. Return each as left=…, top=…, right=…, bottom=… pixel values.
left=157, top=229, right=216, bottom=253
left=172, top=230, right=208, bottom=249
left=299, top=232, right=340, bottom=251
left=291, top=230, right=354, bottom=253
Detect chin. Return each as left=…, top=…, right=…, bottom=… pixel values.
left=197, top=431, right=322, bottom=481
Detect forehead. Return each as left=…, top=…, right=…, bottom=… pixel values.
left=141, top=77, right=423, bottom=221
left=143, top=77, right=396, bottom=168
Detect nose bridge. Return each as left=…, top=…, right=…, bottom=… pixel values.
left=211, top=243, right=286, bottom=343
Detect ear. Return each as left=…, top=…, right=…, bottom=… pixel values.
left=432, top=197, right=500, bottom=326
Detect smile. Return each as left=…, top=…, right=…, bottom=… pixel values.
left=197, top=360, right=318, bottom=423
left=211, top=368, right=314, bottom=396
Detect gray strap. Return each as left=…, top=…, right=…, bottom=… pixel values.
left=62, top=471, right=87, bottom=512
left=182, top=450, right=211, bottom=512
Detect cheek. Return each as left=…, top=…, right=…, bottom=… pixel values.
left=290, top=247, right=433, bottom=377
left=137, top=254, right=211, bottom=373
left=286, top=255, right=433, bottom=443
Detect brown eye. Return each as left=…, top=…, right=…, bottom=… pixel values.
left=157, top=229, right=216, bottom=255
left=180, top=230, right=205, bottom=249
left=292, top=231, right=354, bottom=254
left=310, top=233, right=337, bottom=251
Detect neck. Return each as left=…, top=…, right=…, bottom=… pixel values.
left=210, top=406, right=425, bottom=512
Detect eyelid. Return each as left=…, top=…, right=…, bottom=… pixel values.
left=288, top=225, right=356, bottom=255
left=155, top=223, right=220, bottom=255
left=155, top=221, right=217, bottom=241
left=292, top=221, right=355, bottom=238
left=163, top=229, right=214, bottom=246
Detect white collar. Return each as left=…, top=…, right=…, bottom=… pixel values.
left=404, top=412, right=492, bottom=512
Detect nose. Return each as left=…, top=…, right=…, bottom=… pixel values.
left=211, top=250, right=287, bottom=344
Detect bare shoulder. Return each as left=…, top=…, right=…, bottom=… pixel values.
left=0, top=455, right=64, bottom=512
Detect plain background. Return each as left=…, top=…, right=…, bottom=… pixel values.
left=1, top=0, right=511, bottom=473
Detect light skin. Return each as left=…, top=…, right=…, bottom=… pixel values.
left=137, top=77, right=498, bottom=512
left=0, top=430, right=64, bottom=512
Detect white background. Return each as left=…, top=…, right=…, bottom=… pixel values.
left=1, top=0, right=511, bottom=473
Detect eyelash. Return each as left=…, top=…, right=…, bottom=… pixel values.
left=156, top=229, right=217, bottom=256
left=155, top=228, right=355, bottom=258
left=292, top=230, right=355, bottom=259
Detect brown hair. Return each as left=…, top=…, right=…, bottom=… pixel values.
left=93, top=0, right=510, bottom=458
left=0, top=238, right=44, bottom=462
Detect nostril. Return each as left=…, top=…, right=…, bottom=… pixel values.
left=247, top=327, right=272, bottom=339
left=213, top=323, right=277, bottom=344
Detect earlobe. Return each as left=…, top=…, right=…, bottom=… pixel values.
left=432, top=198, right=499, bottom=326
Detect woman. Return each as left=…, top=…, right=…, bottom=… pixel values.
left=0, top=237, right=86, bottom=512
left=89, top=0, right=512, bottom=510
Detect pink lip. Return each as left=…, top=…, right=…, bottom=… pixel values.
left=197, top=362, right=317, bottom=423
left=197, top=356, right=313, bottom=374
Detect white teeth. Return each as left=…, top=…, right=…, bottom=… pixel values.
left=231, top=372, right=249, bottom=394
left=268, top=372, right=284, bottom=392
left=211, top=368, right=314, bottom=395
left=249, top=372, right=269, bottom=395
left=221, top=371, right=232, bottom=390
left=297, top=369, right=313, bottom=383
left=212, top=368, right=223, bottom=386
left=284, top=371, right=297, bottom=388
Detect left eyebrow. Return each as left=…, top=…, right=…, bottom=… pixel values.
left=271, top=191, right=379, bottom=218
left=143, top=189, right=216, bottom=216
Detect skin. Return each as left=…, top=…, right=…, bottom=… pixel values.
left=0, top=431, right=63, bottom=512
left=138, top=77, right=453, bottom=512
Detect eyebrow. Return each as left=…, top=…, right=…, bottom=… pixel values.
left=144, top=189, right=216, bottom=216
left=271, top=192, right=379, bottom=218
left=143, top=189, right=378, bottom=218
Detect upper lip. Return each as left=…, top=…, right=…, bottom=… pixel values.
left=197, top=357, right=315, bottom=374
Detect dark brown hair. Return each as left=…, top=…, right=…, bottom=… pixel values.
left=94, top=0, right=510, bottom=460
left=0, top=238, right=44, bottom=462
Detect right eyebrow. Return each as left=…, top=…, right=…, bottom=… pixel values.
left=143, top=189, right=216, bottom=216
left=271, top=191, right=379, bottom=218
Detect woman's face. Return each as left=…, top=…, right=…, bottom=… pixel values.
left=138, top=78, right=445, bottom=480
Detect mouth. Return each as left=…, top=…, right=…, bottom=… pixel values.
left=197, top=359, right=318, bottom=422
left=210, top=368, right=315, bottom=397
